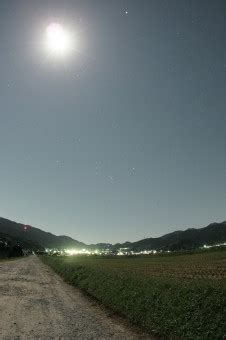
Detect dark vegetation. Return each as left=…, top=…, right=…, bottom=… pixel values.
left=1, top=216, right=226, bottom=252
left=0, top=239, right=24, bottom=259
left=41, top=251, right=226, bottom=339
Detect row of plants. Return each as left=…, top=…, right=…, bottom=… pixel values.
left=41, top=253, right=226, bottom=339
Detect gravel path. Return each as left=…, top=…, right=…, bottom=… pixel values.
left=0, top=255, right=149, bottom=339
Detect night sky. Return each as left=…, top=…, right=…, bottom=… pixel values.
left=0, top=0, right=225, bottom=244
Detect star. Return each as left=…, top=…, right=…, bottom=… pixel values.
left=109, top=176, right=114, bottom=182
left=125, top=10, right=128, bottom=15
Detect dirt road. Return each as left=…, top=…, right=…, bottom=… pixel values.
left=0, top=255, right=147, bottom=339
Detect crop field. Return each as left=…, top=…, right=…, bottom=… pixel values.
left=41, top=250, right=226, bottom=339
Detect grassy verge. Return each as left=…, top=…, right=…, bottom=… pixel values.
left=41, top=254, right=226, bottom=339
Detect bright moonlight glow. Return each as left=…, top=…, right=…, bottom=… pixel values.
left=46, top=23, right=72, bottom=56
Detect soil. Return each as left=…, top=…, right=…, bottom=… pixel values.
left=0, top=255, right=150, bottom=339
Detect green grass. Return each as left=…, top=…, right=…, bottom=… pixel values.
left=41, top=251, right=226, bottom=339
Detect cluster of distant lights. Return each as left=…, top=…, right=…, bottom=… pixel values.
left=202, top=243, right=226, bottom=249
left=45, top=248, right=162, bottom=256
left=65, top=249, right=99, bottom=256
left=45, top=248, right=101, bottom=256
left=44, top=242, right=226, bottom=257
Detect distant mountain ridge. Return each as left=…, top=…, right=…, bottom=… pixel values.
left=0, top=217, right=226, bottom=251
left=123, top=222, right=226, bottom=251
left=0, top=217, right=85, bottom=250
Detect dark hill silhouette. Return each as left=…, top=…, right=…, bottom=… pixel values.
left=0, top=217, right=85, bottom=250
left=126, top=222, right=226, bottom=251
left=0, top=217, right=226, bottom=251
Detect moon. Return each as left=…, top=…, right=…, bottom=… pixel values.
left=45, top=23, right=72, bottom=57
